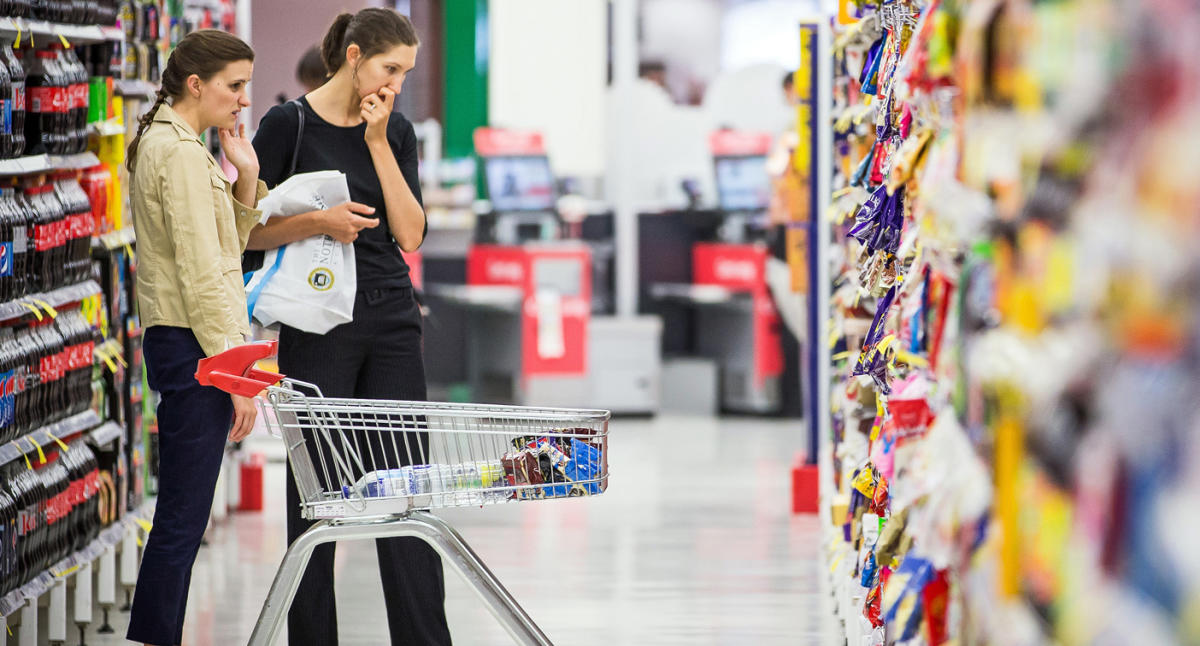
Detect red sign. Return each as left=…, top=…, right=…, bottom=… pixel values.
left=709, top=130, right=773, bottom=157
left=692, top=243, right=782, bottom=384
left=473, top=128, right=547, bottom=157
left=467, top=245, right=591, bottom=377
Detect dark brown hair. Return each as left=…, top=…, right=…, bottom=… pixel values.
left=295, top=45, right=326, bottom=90
left=320, top=9, right=419, bottom=76
left=126, top=29, right=255, bottom=173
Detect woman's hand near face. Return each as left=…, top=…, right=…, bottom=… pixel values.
left=219, top=123, right=259, bottom=176
left=361, top=87, right=395, bottom=146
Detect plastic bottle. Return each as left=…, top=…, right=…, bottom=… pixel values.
left=26, top=50, right=60, bottom=155
left=0, top=486, right=14, bottom=595
left=0, top=187, right=11, bottom=301
left=10, top=186, right=32, bottom=298
left=63, top=48, right=87, bottom=153
left=6, top=47, right=27, bottom=158
left=0, top=57, right=12, bottom=160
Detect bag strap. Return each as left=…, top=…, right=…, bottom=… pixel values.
left=287, top=98, right=305, bottom=176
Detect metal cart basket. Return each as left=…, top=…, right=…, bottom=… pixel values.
left=196, top=342, right=610, bottom=646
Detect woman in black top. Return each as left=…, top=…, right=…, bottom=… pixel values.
left=248, top=9, right=449, bottom=646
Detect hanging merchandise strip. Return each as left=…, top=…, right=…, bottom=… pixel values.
left=823, top=0, right=1200, bottom=644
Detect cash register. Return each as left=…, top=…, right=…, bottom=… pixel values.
left=641, top=130, right=790, bottom=415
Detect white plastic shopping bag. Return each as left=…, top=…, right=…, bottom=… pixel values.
left=244, top=171, right=356, bottom=333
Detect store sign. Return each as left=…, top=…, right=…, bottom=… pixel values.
left=709, top=130, right=773, bottom=157
left=473, top=128, right=546, bottom=157
left=486, top=259, right=525, bottom=283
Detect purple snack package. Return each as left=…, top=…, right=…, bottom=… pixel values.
left=849, top=184, right=890, bottom=246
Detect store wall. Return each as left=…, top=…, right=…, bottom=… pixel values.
left=487, top=0, right=608, bottom=182
left=720, top=0, right=820, bottom=70
left=249, top=0, right=371, bottom=127
left=639, top=0, right=723, bottom=104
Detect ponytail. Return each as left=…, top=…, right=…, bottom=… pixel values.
left=321, top=13, right=354, bottom=75
left=125, top=90, right=168, bottom=173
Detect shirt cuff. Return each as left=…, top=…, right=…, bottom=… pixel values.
left=231, top=179, right=269, bottom=221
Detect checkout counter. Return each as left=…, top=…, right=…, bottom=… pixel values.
left=639, top=131, right=796, bottom=415
left=423, top=128, right=659, bottom=412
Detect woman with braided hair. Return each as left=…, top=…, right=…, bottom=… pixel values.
left=123, top=29, right=266, bottom=646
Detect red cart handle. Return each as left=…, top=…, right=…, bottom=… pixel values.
left=195, top=340, right=285, bottom=397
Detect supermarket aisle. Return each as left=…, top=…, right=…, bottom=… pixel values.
left=83, top=414, right=829, bottom=646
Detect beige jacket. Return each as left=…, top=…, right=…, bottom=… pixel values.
left=130, top=104, right=268, bottom=357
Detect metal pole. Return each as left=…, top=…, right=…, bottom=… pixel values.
left=611, top=0, right=639, bottom=317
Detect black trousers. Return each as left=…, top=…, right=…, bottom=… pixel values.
left=279, top=286, right=452, bottom=646
left=128, top=327, right=234, bottom=646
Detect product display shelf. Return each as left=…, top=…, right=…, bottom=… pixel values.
left=0, top=17, right=123, bottom=47
left=113, top=78, right=158, bottom=99
left=0, top=503, right=150, bottom=618
left=0, top=151, right=102, bottom=176
left=94, top=226, right=135, bottom=252
left=0, top=279, right=102, bottom=324
left=0, top=409, right=101, bottom=467
left=88, top=117, right=126, bottom=138
left=822, top=0, right=1200, bottom=644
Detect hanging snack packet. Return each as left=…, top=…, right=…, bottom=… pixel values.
left=849, top=184, right=891, bottom=248
left=882, top=556, right=935, bottom=641
left=923, top=569, right=950, bottom=645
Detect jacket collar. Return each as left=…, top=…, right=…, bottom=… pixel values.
left=152, top=103, right=227, bottom=182
left=152, top=103, right=202, bottom=143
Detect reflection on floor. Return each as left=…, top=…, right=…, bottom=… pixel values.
left=84, top=414, right=831, bottom=646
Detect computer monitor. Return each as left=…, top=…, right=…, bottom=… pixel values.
left=714, top=155, right=770, bottom=212
left=483, top=155, right=556, bottom=212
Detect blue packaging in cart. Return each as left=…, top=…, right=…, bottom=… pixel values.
left=541, top=438, right=603, bottom=497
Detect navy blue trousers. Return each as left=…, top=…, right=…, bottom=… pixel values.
left=127, top=326, right=234, bottom=646
left=280, top=287, right=451, bottom=646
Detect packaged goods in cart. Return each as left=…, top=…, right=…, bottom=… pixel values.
left=342, top=461, right=510, bottom=505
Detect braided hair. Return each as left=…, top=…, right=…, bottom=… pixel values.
left=126, top=29, right=254, bottom=174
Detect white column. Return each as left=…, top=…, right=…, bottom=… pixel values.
left=48, top=580, right=67, bottom=643
left=120, top=531, right=139, bottom=588
left=73, top=561, right=93, bottom=627
left=97, top=547, right=116, bottom=607
left=611, top=0, right=639, bottom=317
left=17, top=603, right=35, bottom=646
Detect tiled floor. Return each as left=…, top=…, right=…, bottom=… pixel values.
left=81, top=414, right=831, bottom=646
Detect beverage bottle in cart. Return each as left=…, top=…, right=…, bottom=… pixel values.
left=6, top=47, right=26, bottom=158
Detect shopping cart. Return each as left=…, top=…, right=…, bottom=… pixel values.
left=195, top=341, right=611, bottom=646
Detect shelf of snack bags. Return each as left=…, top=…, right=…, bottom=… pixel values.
left=820, top=0, right=1200, bottom=644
